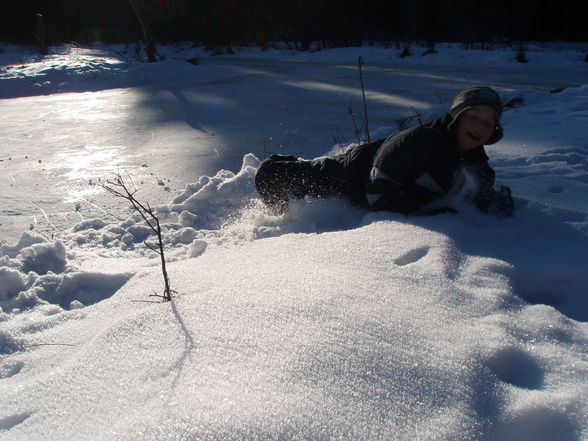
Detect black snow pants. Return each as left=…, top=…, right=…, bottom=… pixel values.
left=254, top=154, right=348, bottom=212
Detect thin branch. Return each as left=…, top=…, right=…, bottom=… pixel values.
left=358, top=56, right=371, bottom=143
left=144, top=241, right=161, bottom=254
left=348, top=103, right=364, bottom=144
left=27, top=343, right=76, bottom=347
left=101, top=173, right=174, bottom=302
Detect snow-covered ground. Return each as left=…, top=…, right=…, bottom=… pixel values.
left=1, top=41, right=587, bottom=441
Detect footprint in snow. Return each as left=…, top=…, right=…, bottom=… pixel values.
left=0, top=412, right=31, bottom=431
left=0, top=360, right=24, bottom=379
left=393, top=246, right=429, bottom=266
left=485, top=346, right=544, bottom=390
left=492, top=407, right=580, bottom=441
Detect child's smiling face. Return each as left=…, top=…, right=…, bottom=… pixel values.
left=455, top=105, right=498, bottom=153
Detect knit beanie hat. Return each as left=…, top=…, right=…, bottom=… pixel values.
left=448, top=86, right=504, bottom=144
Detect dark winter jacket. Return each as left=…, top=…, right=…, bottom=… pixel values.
left=336, top=114, right=514, bottom=217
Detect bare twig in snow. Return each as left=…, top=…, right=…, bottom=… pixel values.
left=101, top=173, right=174, bottom=302
left=358, top=56, right=371, bottom=143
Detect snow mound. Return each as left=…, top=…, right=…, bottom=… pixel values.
left=1, top=220, right=586, bottom=440
left=0, top=232, right=133, bottom=314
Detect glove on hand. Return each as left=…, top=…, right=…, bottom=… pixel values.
left=487, top=186, right=514, bottom=218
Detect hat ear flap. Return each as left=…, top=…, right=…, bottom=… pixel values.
left=487, top=124, right=503, bottom=145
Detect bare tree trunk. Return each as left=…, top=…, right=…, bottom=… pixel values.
left=35, top=13, right=48, bottom=55
left=128, top=0, right=157, bottom=62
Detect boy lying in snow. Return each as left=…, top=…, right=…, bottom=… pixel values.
left=255, top=86, right=514, bottom=218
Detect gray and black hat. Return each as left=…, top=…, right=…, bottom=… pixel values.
left=448, top=86, right=504, bottom=144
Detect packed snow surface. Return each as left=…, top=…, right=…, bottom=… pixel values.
left=1, top=42, right=587, bottom=440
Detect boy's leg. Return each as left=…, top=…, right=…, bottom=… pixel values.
left=255, top=156, right=344, bottom=211
left=255, top=157, right=297, bottom=212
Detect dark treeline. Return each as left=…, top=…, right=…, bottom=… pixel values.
left=1, top=0, right=585, bottom=47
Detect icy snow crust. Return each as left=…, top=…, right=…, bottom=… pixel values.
left=1, top=42, right=588, bottom=440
